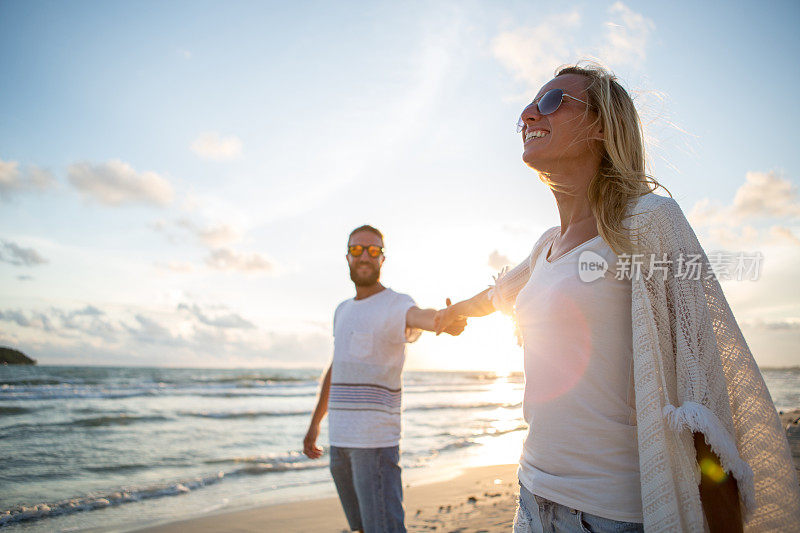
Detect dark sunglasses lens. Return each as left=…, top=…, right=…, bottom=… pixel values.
left=367, top=246, right=382, bottom=258
left=538, top=89, right=563, bottom=115
left=349, top=245, right=364, bottom=256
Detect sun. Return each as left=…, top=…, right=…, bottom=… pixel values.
left=407, top=312, right=523, bottom=373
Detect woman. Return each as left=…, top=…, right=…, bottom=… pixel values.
left=434, top=63, right=799, bottom=532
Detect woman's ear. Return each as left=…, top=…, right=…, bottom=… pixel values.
left=589, top=120, right=604, bottom=142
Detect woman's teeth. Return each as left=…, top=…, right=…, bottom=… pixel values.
left=525, top=130, right=549, bottom=141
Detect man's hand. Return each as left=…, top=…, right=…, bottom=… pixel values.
left=303, top=424, right=323, bottom=459
left=434, top=298, right=466, bottom=336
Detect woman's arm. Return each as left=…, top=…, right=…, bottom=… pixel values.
left=434, top=289, right=496, bottom=335
left=694, top=432, right=743, bottom=532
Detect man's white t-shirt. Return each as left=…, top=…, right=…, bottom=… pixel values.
left=328, top=287, right=420, bottom=448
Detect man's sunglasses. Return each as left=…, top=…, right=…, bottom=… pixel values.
left=348, top=244, right=384, bottom=258
left=516, top=88, right=590, bottom=133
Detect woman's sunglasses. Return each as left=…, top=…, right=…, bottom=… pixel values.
left=516, top=88, right=590, bottom=133
left=348, top=244, right=383, bottom=258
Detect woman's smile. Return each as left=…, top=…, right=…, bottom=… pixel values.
left=524, top=129, right=550, bottom=143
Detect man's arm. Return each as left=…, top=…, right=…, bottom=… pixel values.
left=407, top=305, right=466, bottom=336
left=303, top=365, right=332, bottom=459
left=694, top=432, right=743, bottom=532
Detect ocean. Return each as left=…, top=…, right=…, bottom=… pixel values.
left=1, top=365, right=798, bottom=532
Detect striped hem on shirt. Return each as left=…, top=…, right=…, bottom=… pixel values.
left=329, top=382, right=402, bottom=412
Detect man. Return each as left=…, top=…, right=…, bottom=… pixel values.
left=302, top=224, right=466, bottom=533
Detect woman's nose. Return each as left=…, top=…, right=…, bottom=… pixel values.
left=518, top=103, right=541, bottom=133
left=521, top=102, right=542, bottom=121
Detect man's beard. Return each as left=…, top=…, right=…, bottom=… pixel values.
left=349, top=263, right=380, bottom=287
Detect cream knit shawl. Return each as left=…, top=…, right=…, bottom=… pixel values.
left=492, top=192, right=800, bottom=531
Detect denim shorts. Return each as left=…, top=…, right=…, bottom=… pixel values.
left=514, top=482, right=644, bottom=533
left=329, top=445, right=405, bottom=533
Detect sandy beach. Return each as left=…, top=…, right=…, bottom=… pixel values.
left=135, top=463, right=519, bottom=533
left=133, top=409, right=800, bottom=533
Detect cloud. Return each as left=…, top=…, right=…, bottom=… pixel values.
left=740, top=317, right=800, bottom=331
left=0, top=309, right=56, bottom=331
left=769, top=226, right=800, bottom=246
left=154, top=217, right=241, bottom=247
left=491, top=3, right=654, bottom=94
left=205, top=248, right=273, bottom=273
left=0, top=158, right=56, bottom=200
left=190, top=132, right=243, bottom=161
left=688, top=197, right=728, bottom=227
left=684, top=173, right=800, bottom=367
left=151, top=219, right=263, bottom=274
left=0, top=303, right=330, bottom=367
left=177, top=303, right=255, bottom=329
left=0, top=309, right=33, bottom=327
left=732, top=171, right=800, bottom=218
left=1, top=305, right=117, bottom=342
left=706, top=225, right=759, bottom=249
left=599, top=2, right=655, bottom=67
left=175, top=218, right=242, bottom=247
left=0, top=303, right=257, bottom=346
left=488, top=250, right=512, bottom=271
left=156, top=261, right=195, bottom=273
left=123, top=314, right=174, bottom=343
left=68, top=159, right=174, bottom=206
left=491, top=10, right=582, bottom=91
left=0, top=240, right=48, bottom=266
left=688, top=171, right=800, bottom=248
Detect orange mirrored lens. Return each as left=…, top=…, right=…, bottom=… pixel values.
left=348, top=245, right=382, bottom=257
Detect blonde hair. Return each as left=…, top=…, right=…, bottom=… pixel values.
left=543, top=62, right=669, bottom=254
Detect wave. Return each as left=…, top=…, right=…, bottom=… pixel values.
left=0, top=379, right=64, bottom=387
left=0, top=472, right=225, bottom=528
left=437, top=423, right=528, bottom=453
left=189, top=375, right=315, bottom=386
left=0, top=388, right=160, bottom=401
left=180, top=410, right=308, bottom=419
left=3, top=414, right=170, bottom=434
left=0, top=386, right=318, bottom=402
left=0, top=452, right=327, bottom=528
left=73, top=414, right=170, bottom=427
left=232, top=461, right=325, bottom=475
left=196, top=390, right=315, bottom=399
left=204, top=451, right=309, bottom=465
left=1, top=381, right=318, bottom=402
left=85, top=463, right=151, bottom=473
left=405, top=401, right=522, bottom=412
left=404, top=372, right=524, bottom=386
left=0, top=406, right=32, bottom=415
left=404, top=386, right=508, bottom=395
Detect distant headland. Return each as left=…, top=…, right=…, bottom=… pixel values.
left=0, top=346, right=36, bottom=365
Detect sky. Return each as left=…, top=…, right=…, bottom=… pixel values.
left=1, top=0, right=799, bottom=370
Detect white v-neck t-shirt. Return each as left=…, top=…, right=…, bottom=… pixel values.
left=515, top=235, right=642, bottom=523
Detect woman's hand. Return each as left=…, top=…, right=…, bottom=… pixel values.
left=434, top=298, right=466, bottom=336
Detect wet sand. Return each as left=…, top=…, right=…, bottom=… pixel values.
left=135, top=463, right=519, bottom=533
left=136, top=409, right=800, bottom=533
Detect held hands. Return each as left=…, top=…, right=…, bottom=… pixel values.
left=434, top=298, right=467, bottom=336
left=303, top=424, right=323, bottom=459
